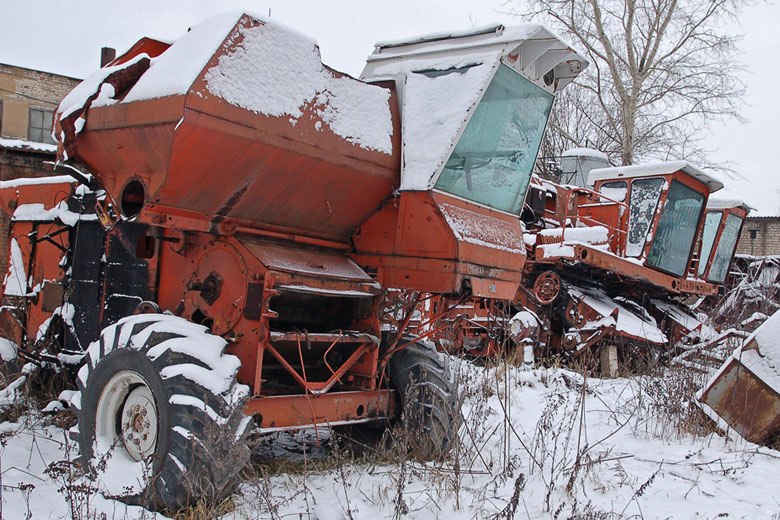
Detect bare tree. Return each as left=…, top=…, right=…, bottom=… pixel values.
left=536, top=86, right=617, bottom=167
left=515, top=0, right=748, bottom=167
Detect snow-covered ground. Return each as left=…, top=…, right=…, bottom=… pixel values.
left=2, top=361, right=780, bottom=519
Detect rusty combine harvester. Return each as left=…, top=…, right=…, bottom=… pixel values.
left=430, top=157, right=750, bottom=372
left=0, top=13, right=587, bottom=510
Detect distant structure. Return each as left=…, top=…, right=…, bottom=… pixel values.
left=557, top=147, right=611, bottom=187
left=736, top=216, right=780, bottom=257
left=0, top=62, right=82, bottom=273
left=0, top=62, right=81, bottom=179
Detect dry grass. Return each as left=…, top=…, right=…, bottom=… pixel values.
left=0, top=342, right=732, bottom=520
left=630, top=366, right=716, bottom=441
left=171, top=497, right=236, bottom=520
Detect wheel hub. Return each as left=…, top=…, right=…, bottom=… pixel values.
left=95, top=371, right=158, bottom=462
left=121, top=385, right=158, bottom=460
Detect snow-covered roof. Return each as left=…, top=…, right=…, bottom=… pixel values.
left=561, top=147, right=609, bottom=161
left=706, top=198, right=754, bottom=213
left=588, top=161, right=724, bottom=193
left=363, top=23, right=587, bottom=94
left=374, top=24, right=523, bottom=48
left=0, top=138, right=57, bottom=154
left=58, top=13, right=243, bottom=119
left=201, top=14, right=393, bottom=154
left=58, top=12, right=394, bottom=156
left=122, top=12, right=244, bottom=104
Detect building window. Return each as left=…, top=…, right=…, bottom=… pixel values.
left=0, top=100, right=4, bottom=136
left=28, top=108, right=55, bottom=144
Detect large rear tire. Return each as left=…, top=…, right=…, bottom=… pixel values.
left=73, top=314, right=251, bottom=512
left=388, top=340, right=461, bottom=459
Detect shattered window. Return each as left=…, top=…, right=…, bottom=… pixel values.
left=626, top=177, right=664, bottom=257
left=708, top=213, right=742, bottom=283
left=434, top=64, right=553, bottom=215
left=698, top=212, right=721, bottom=276
left=647, top=181, right=705, bottom=276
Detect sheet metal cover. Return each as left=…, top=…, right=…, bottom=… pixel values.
left=245, top=241, right=375, bottom=282
left=697, top=310, right=780, bottom=444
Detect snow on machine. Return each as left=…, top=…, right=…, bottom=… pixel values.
left=0, top=13, right=586, bottom=510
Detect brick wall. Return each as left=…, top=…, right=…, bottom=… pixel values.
left=0, top=63, right=81, bottom=140
left=736, top=217, right=780, bottom=257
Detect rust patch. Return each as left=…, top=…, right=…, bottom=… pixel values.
left=216, top=183, right=250, bottom=218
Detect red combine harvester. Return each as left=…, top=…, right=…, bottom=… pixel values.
left=0, top=13, right=586, bottom=509
left=430, top=157, right=749, bottom=372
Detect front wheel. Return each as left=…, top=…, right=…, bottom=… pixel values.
left=73, top=314, right=251, bottom=511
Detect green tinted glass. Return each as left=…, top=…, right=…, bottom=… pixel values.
left=698, top=212, right=721, bottom=276
left=708, top=213, right=742, bottom=283
left=647, top=181, right=705, bottom=276
left=434, top=64, right=553, bottom=215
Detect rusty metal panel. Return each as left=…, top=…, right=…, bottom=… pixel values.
left=698, top=313, right=780, bottom=446
left=108, top=37, right=171, bottom=67
left=245, top=389, right=396, bottom=430
left=352, top=191, right=525, bottom=298
left=41, top=281, right=64, bottom=312
left=436, top=198, right=526, bottom=269
left=564, top=244, right=718, bottom=296
left=245, top=239, right=374, bottom=282
left=699, top=358, right=780, bottom=444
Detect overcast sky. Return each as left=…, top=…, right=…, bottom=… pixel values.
left=2, top=0, right=777, bottom=215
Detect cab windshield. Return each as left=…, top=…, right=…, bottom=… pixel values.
left=434, top=64, right=553, bottom=215
left=698, top=212, right=721, bottom=276
left=646, top=181, right=705, bottom=276
left=708, top=213, right=743, bottom=283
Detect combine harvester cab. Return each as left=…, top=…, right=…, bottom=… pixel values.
left=518, top=160, right=737, bottom=371
left=664, top=198, right=753, bottom=371
left=694, top=199, right=751, bottom=286
left=655, top=198, right=751, bottom=338
left=353, top=24, right=587, bottom=301
left=0, top=12, right=587, bottom=510
left=418, top=154, right=749, bottom=366
left=353, top=25, right=587, bottom=354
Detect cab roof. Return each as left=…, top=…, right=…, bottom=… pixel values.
left=363, top=23, right=588, bottom=93
left=588, top=161, right=724, bottom=193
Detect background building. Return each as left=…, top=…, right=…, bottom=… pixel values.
left=736, top=216, right=780, bottom=257
left=0, top=62, right=81, bottom=180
